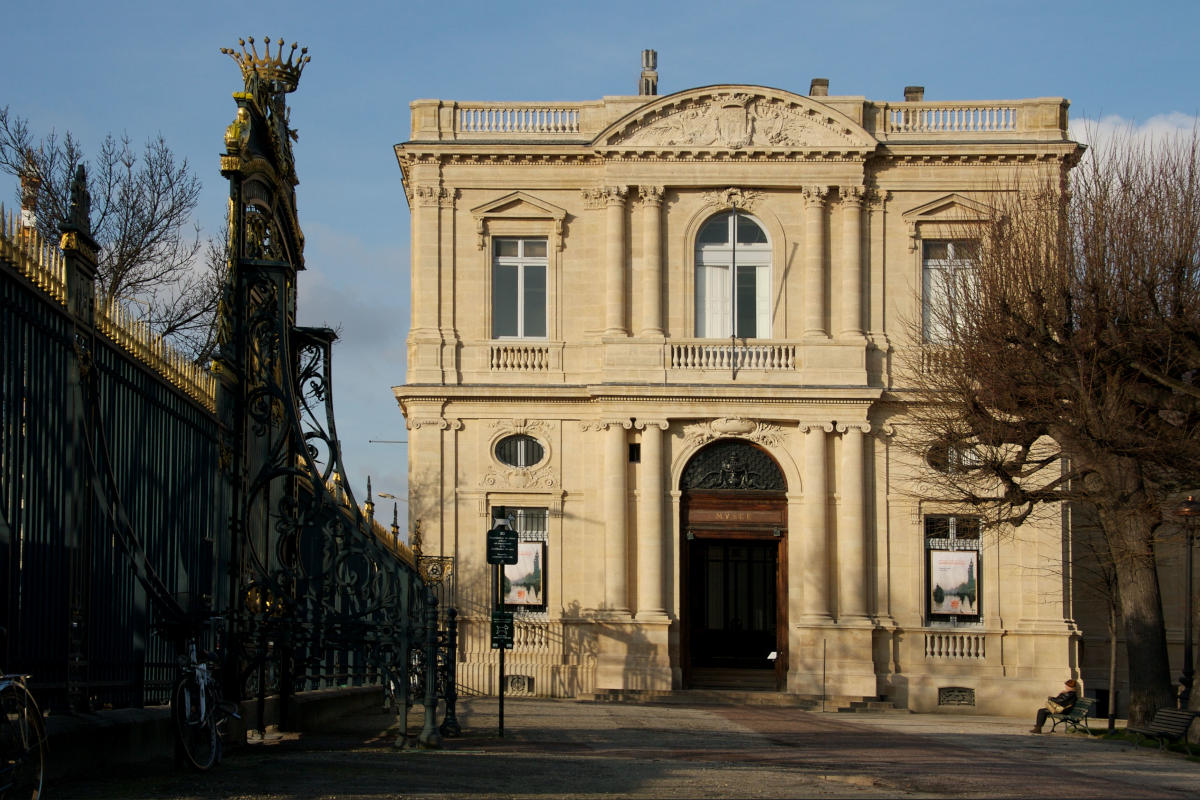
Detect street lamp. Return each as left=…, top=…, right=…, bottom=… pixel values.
left=1175, top=496, right=1200, bottom=709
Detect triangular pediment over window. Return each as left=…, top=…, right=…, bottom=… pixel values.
left=471, top=192, right=567, bottom=249
left=901, top=193, right=994, bottom=251
left=593, top=85, right=877, bottom=155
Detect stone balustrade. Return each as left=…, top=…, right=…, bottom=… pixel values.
left=924, top=631, right=987, bottom=660
left=670, top=341, right=798, bottom=371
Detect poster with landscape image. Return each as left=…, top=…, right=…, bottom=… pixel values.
left=503, top=542, right=545, bottom=606
left=929, top=550, right=978, bottom=616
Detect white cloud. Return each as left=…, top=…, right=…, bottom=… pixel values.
left=1070, top=113, right=1200, bottom=151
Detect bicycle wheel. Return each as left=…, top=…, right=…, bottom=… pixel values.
left=172, top=675, right=218, bottom=771
left=0, top=682, right=45, bottom=799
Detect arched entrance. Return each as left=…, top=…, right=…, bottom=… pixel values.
left=680, top=439, right=787, bottom=690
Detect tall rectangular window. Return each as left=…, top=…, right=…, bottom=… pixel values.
left=922, top=240, right=976, bottom=343
left=925, top=514, right=982, bottom=624
left=492, top=238, right=547, bottom=338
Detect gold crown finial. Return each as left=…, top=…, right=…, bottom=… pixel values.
left=221, top=36, right=310, bottom=93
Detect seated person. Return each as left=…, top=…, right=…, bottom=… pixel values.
left=1031, top=678, right=1079, bottom=733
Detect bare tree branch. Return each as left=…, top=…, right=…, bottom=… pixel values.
left=1, top=107, right=218, bottom=363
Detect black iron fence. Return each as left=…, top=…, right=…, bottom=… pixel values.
left=0, top=214, right=225, bottom=711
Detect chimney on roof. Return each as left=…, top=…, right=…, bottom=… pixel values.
left=809, top=78, right=829, bottom=97
left=904, top=85, right=925, bottom=102
left=639, top=49, right=658, bottom=96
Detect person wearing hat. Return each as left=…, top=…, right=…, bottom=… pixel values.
left=1031, top=679, right=1079, bottom=733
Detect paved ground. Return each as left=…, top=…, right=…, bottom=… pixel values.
left=53, top=698, right=1200, bottom=799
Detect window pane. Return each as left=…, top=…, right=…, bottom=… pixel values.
left=698, top=214, right=730, bottom=245
left=923, top=241, right=949, bottom=260
left=955, top=517, right=981, bottom=539
left=523, top=265, right=546, bottom=337
left=496, top=434, right=545, bottom=467
left=495, top=239, right=519, bottom=258
left=696, top=263, right=730, bottom=337
left=925, top=516, right=951, bottom=539
left=736, top=215, right=768, bottom=244
left=735, top=265, right=758, bottom=338
left=523, top=239, right=547, bottom=258
left=493, top=264, right=519, bottom=337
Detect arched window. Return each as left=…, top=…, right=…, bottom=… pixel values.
left=694, top=211, right=771, bottom=338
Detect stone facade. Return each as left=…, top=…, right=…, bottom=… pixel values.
left=394, top=63, right=1083, bottom=714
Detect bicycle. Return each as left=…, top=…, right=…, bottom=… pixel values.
left=165, top=616, right=239, bottom=771
left=0, top=630, right=45, bottom=799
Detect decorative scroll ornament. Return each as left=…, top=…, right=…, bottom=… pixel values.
left=489, top=418, right=550, bottom=435
left=681, top=418, right=786, bottom=450
left=480, top=464, right=558, bottom=490
left=615, top=94, right=860, bottom=150
left=681, top=439, right=786, bottom=491
left=701, top=188, right=762, bottom=212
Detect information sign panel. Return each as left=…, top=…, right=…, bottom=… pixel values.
left=490, top=609, right=514, bottom=649
left=486, top=528, right=519, bottom=565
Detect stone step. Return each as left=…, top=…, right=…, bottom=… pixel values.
left=837, top=699, right=909, bottom=714
left=580, top=689, right=886, bottom=711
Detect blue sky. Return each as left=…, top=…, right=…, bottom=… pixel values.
left=4, top=0, right=1198, bottom=525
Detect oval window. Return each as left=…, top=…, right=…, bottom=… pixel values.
left=495, top=434, right=544, bottom=468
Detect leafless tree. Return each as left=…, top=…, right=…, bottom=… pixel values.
left=0, top=107, right=223, bottom=363
left=898, top=129, right=1200, bottom=724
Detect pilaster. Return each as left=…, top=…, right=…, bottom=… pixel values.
left=602, top=418, right=633, bottom=615
left=638, top=186, right=665, bottom=337
left=603, top=186, right=629, bottom=337
left=635, top=419, right=669, bottom=619
left=836, top=422, right=870, bottom=622
left=839, top=186, right=866, bottom=338
left=802, top=186, right=829, bottom=338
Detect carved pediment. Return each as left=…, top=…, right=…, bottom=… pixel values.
left=902, top=193, right=993, bottom=223
left=471, top=191, right=567, bottom=221
left=902, top=193, right=995, bottom=250
left=470, top=191, right=567, bottom=249
left=595, top=87, right=877, bottom=153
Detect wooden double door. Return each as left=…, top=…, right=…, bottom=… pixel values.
left=682, top=491, right=787, bottom=687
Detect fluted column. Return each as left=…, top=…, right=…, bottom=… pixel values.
left=802, top=186, right=829, bottom=337
left=604, top=419, right=631, bottom=613
left=840, top=186, right=866, bottom=337
left=604, top=186, right=629, bottom=336
left=837, top=422, right=869, bottom=620
left=801, top=422, right=833, bottom=619
left=636, top=420, right=668, bottom=617
left=639, top=186, right=664, bottom=337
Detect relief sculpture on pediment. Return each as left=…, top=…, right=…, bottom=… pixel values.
left=617, top=94, right=858, bottom=150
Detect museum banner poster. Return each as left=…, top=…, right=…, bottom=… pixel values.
left=929, top=549, right=978, bottom=616
left=503, top=542, right=545, bottom=607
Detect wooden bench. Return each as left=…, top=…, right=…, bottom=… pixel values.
left=1049, top=696, right=1096, bottom=734
left=1128, top=708, right=1197, bottom=755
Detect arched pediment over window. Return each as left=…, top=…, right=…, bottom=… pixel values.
left=593, top=85, right=878, bottom=154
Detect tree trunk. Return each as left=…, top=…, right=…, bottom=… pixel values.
left=1098, top=503, right=1174, bottom=726
left=1107, top=599, right=1118, bottom=732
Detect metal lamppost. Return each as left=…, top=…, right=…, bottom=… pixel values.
left=1176, top=496, right=1200, bottom=709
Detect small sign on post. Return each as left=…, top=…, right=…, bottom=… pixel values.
left=490, top=609, right=514, bottom=650
left=486, top=506, right=518, bottom=565
left=486, top=528, right=518, bottom=565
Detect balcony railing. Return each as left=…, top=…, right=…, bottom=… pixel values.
left=924, top=631, right=986, bottom=660
left=457, top=103, right=582, bottom=135
left=886, top=103, right=1017, bottom=134
left=489, top=342, right=552, bottom=371
left=669, top=341, right=797, bottom=371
